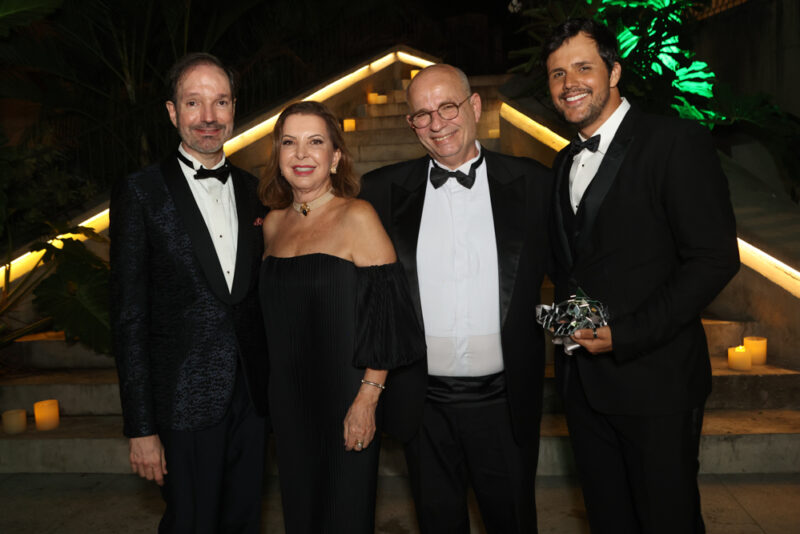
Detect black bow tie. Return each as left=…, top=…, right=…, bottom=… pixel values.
left=177, top=152, right=231, bottom=184
left=567, top=135, right=600, bottom=157
left=429, top=151, right=485, bottom=189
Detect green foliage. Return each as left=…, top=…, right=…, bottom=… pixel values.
left=32, top=235, right=110, bottom=354
left=0, top=0, right=61, bottom=37
left=590, top=0, right=720, bottom=124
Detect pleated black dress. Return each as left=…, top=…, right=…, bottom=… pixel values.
left=259, top=253, right=424, bottom=533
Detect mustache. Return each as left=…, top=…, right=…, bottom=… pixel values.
left=192, top=122, right=225, bottom=129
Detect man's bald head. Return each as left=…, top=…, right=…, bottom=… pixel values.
left=404, top=63, right=481, bottom=170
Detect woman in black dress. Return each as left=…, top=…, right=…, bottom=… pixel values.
left=257, top=101, right=424, bottom=533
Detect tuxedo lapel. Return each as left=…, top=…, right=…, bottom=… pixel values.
left=390, top=158, right=428, bottom=325
left=551, top=150, right=574, bottom=270
left=485, top=150, right=527, bottom=327
left=229, top=167, right=255, bottom=304
left=161, top=156, right=232, bottom=304
left=574, top=109, right=637, bottom=259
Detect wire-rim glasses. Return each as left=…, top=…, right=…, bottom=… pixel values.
left=408, top=95, right=472, bottom=129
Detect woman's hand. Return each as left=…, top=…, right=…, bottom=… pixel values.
left=343, top=384, right=381, bottom=452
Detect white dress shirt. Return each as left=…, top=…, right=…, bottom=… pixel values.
left=416, top=143, right=504, bottom=377
left=177, top=145, right=238, bottom=291
left=569, top=97, right=631, bottom=212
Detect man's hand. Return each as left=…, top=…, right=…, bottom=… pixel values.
left=129, top=434, right=167, bottom=486
left=571, top=325, right=613, bottom=354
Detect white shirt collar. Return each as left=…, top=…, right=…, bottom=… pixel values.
left=429, top=140, right=483, bottom=174
left=178, top=144, right=227, bottom=170
left=579, top=97, right=631, bottom=155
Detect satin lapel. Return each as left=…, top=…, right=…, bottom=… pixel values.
left=574, top=110, right=636, bottom=258
left=160, top=157, right=232, bottom=304
left=391, top=158, right=429, bottom=325
left=229, top=167, right=255, bottom=304
left=485, top=151, right=527, bottom=327
left=551, top=150, right=574, bottom=270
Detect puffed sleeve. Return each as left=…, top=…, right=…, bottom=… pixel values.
left=353, top=262, right=426, bottom=370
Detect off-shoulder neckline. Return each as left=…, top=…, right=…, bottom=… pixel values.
left=264, top=252, right=398, bottom=270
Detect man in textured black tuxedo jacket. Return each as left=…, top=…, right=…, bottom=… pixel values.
left=543, top=19, right=739, bottom=533
left=110, top=53, right=267, bottom=533
left=361, top=64, right=551, bottom=533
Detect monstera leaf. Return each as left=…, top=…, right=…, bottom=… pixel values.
left=0, top=0, right=62, bottom=37
left=32, top=238, right=110, bottom=354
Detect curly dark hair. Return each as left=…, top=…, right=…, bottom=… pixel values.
left=541, top=18, right=620, bottom=74
left=258, top=101, right=358, bottom=209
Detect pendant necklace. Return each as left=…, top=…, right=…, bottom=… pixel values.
left=292, top=188, right=335, bottom=216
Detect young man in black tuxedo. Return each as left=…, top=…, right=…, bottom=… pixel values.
left=543, top=18, right=739, bottom=533
left=361, top=64, right=551, bottom=533
left=110, top=53, right=267, bottom=533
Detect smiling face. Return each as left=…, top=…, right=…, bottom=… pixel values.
left=278, top=113, right=341, bottom=201
left=406, top=65, right=481, bottom=170
left=166, top=63, right=235, bottom=166
left=546, top=32, right=622, bottom=137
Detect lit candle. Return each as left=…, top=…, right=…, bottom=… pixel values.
left=375, top=94, right=388, bottom=104
left=34, top=399, right=60, bottom=431
left=410, top=69, right=420, bottom=79
left=343, top=118, right=356, bottom=132
left=727, top=345, right=751, bottom=371
left=2, top=409, right=27, bottom=434
left=367, top=92, right=379, bottom=104
left=743, top=336, right=767, bottom=365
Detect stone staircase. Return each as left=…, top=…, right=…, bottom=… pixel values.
left=2, top=74, right=799, bottom=476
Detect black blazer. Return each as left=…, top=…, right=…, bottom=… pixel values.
left=110, top=156, right=268, bottom=438
left=361, top=149, right=552, bottom=445
left=550, top=106, right=740, bottom=415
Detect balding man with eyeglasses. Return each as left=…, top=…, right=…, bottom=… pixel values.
left=361, top=64, right=552, bottom=534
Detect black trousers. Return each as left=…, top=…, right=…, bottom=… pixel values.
left=563, top=360, right=705, bottom=534
left=158, top=368, right=266, bottom=534
left=404, top=396, right=538, bottom=534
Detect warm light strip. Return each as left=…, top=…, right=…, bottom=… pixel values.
left=225, top=50, right=432, bottom=155
left=738, top=238, right=800, bottom=298
left=499, top=103, right=569, bottom=152
left=0, top=208, right=110, bottom=288
left=397, top=51, right=435, bottom=68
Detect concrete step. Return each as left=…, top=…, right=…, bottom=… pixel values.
left=6, top=335, right=114, bottom=369
left=344, top=127, right=417, bottom=147
left=0, top=369, right=121, bottom=416
left=354, top=160, right=401, bottom=176
left=707, top=355, right=800, bottom=409
left=3, top=410, right=798, bottom=475
left=356, top=143, right=427, bottom=163
left=3, top=351, right=797, bottom=420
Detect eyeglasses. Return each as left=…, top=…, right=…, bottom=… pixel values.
left=408, top=95, right=472, bottom=129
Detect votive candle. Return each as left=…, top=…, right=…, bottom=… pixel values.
left=743, top=336, right=767, bottom=365
left=727, top=345, right=751, bottom=371
left=2, top=409, right=27, bottom=434
left=34, top=399, right=60, bottom=431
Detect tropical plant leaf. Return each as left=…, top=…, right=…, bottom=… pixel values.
left=32, top=239, right=110, bottom=354
left=0, top=0, right=62, bottom=37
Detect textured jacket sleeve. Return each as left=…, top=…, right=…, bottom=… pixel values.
left=110, top=174, right=157, bottom=437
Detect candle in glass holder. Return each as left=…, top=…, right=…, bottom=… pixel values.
left=343, top=118, right=356, bottom=132
left=34, top=399, right=60, bottom=431
left=2, top=409, right=27, bottom=434
left=743, top=336, right=767, bottom=365
left=410, top=69, right=420, bottom=79
left=367, top=92, right=379, bottom=104
left=727, top=345, right=751, bottom=371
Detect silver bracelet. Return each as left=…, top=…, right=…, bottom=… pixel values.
left=361, top=379, right=386, bottom=391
